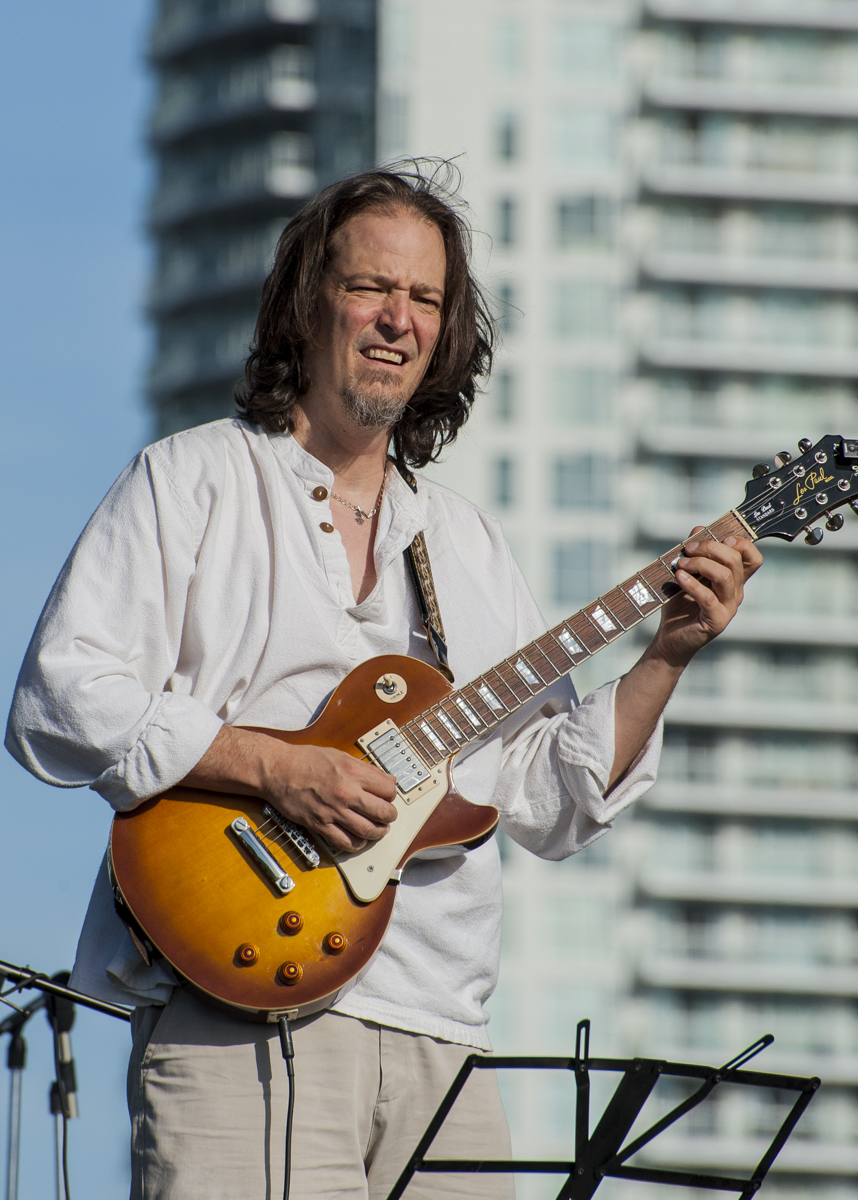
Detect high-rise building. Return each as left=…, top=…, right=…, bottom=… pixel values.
left=146, top=0, right=378, bottom=436
left=382, top=0, right=858, bottom=1194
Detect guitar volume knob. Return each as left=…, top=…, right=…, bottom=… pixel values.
left=279, top=911, right=304, bottom=934
left=323, top=932, right=347, bottom=955
left=236, top=943, right=259, bottom=966
left=277, top=961, right=303, bottom=985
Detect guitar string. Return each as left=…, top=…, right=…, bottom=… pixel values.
left=244, top=500, right=806, bottom=854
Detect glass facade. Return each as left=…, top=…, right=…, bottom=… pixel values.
left=384, top=0, right=858, bottom=1194
left=147, top=0, right=378, bottom=436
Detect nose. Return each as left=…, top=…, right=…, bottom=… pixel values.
left=377, top=289, right=412, bottom=339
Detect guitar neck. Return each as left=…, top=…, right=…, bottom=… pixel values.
left=401, top=509, right=754, bottom=766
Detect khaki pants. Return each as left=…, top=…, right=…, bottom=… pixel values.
left=129, top=988, right=515, bottom=1200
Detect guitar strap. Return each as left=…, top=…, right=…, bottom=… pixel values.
left=393, top=460, right=455, bottom=684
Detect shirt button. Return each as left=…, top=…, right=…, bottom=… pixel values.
left=312, top=486, right=328, bottom=501
left=320, top=522, right=334, bottom=533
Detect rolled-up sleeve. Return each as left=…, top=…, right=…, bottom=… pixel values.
left=490, top=548, right=662, bottom=860
left=4, top=452, right=223, bottom=811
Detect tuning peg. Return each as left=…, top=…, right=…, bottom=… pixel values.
left=851, top=499, right=858, bottom=516
left=805, top=527, right=824, bottom=545
left=752, top=463, right=771, bottom=479
left=774, top=451, right=792, bottom=467
left=826, top=514, right=845, bottom=532
left=798, top=438, right=813, bottom=453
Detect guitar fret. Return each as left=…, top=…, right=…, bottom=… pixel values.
left=476, top=679, right=508, bottom=715
left=513, top=655, right=544, bottom=688
left=496, top=662, right=532, bottom=701
left=420, top=716, right=454, bottom=755
left=399, top=508, right=756, bottom=764
left=486, top=669, right=521, bottom=709
left=464, top=683, right=498, bottom=725
left=601, top=587, right=639, bottom=629
left=530, top=640, right=562, bottom=682
left=404, top=722, right=441, bottom=765
left=437, top=701, right=469, bottom=741
left=585, top=601, right=623, bottom=638
left=452, top=692, right=484, bottom=731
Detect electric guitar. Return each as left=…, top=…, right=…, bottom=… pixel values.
left=109, top=434, right=858, bottom=1021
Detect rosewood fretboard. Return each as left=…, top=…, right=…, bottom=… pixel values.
left=399, top=511, right=752, bottom=766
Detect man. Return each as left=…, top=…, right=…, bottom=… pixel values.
left=6, top=167, right=761, bottom=1199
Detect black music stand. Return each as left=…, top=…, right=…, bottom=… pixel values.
left=386, top=1021, right=820, bottom=1200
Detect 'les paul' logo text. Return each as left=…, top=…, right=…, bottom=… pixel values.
left=794, top=468, right=834, bottom=507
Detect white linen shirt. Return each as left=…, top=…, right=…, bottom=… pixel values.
left=6, top=419, right=661, bottom=1049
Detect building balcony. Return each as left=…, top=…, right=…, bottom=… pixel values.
left=642, top=77, right=858, bottom=121
left=640, top=252, right=858, bottom=295
left=150, top=0, right=316, bottom=62
left=149, top=261, right=269, bottom=314
left=636, top=509, right=858, bottom=553
left=663, top=693, right=858, bottom=735
left=639, top=1134, right=858, bottom=1177
left=639, top=336, right=858, bottom=380
left=642, top=0, right=858, bottom=34
left=639, top=954, right=858, bottom=998
left=637, top=424, right=819, bottom=461
left=643, top=779, right=858, bottom=821
left=149, top=162, right=315, bottom=229
left=641, top=165, right=858, bottom=208
left=150, top=80, right=318, bottom=146
left=637, top=869, right=858, bottom=910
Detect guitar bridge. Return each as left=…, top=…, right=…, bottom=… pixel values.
left=263, top=807, right=321, bottom=869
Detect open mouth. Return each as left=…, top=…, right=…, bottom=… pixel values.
left=362, top=347, right=407, bottom=367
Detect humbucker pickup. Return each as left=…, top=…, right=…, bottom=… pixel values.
left=357, top=721, right=435, bottom=796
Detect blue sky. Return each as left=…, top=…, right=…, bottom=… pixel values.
left=1, top=2, right=150, bottom=1193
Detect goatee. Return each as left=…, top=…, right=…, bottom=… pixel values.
left=342, top=375, right=410, bottom=429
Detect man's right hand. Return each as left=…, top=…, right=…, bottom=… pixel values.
left=181, top=726, right=398, bottom=853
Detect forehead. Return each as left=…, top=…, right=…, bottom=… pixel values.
left=327, top=207, right=446, bottom=289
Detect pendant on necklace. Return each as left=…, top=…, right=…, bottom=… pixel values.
left=354, top=513, right=365, bottom=526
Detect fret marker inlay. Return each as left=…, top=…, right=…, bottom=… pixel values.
left=629, top=581, right=655, bottom=608
left=514, top=658, right=540, bottom=688
left=478, top=684, right=504, bottom=713
left=455, top=696, right=482, bottom=729
left=419, top=721, right=446, bottom=753
left=557, top=628, right=584, bottom=656
left=591, top=606, right=617, bottom=632
left=437, top=710, right=465, bottom=740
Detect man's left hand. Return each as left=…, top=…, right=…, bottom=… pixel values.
left=650, top=531, right=763, bottom=670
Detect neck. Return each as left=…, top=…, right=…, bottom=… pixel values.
left=292, top=394, right=391, bottom=493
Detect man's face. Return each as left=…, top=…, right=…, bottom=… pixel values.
left=303, top=207, right=447, bottom=429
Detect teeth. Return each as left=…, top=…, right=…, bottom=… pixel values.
left=366, top=348, right=404, bottom=365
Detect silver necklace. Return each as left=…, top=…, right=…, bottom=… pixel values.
left=331, top=466, right=388, bottom=526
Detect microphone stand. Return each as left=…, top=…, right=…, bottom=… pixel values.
left=0, top=959, right=131, bottom=1200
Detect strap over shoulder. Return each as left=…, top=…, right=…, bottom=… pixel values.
left=393, top=460, right=454, bottom=684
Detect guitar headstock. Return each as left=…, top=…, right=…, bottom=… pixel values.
left=739, top=435, right=858, bottom=544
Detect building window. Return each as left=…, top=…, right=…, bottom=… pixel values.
left=497, top=112, right=520, bottom=161
left=495, top=282, right=518, bottom=336
left=551, top=108, right=616, bottom=168
left=552, top=454, right=612, bottom=511
left=496, top=196, right=517, bottom=248
left=493, top=371, right=515, bottom=422
left=492, top=455, right=515, bottom=508
left=495, top=16, right=524, bottom=77
left=554, top=281, right=616, bottom=339
left=554, top=20, right=617, bottom=79
left=555, top=196, right=615, bottom=248
left=551, top=368, right=615, bottom=426
left=660, top=728, right=718, bottom=784
left=551, top=541, right=612, bottom=608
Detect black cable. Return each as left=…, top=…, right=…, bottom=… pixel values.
left=277, top=1017, right=295, bottom=1200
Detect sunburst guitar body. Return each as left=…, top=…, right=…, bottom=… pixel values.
left=110, top=434, right=858, bottom=1022
left=109, top=655, right=498, bottom=1022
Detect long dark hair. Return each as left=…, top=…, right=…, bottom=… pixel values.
left=235, top=161, right=495, bottom=468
